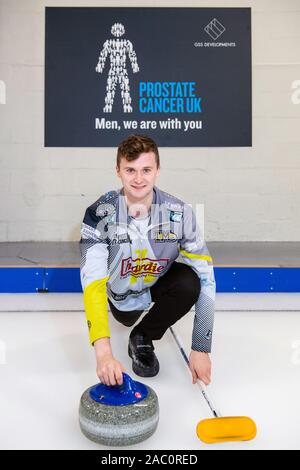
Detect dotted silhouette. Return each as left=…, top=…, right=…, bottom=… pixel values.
left=95, top=23, right=139, bottom=113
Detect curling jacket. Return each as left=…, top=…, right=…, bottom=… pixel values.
left=79, top=186, right=216, bottom=352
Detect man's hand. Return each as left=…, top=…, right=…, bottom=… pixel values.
left=96, top=353, right=125, bottom=386
left=94, top=337, right=125, bottom=386
left=189, top=350, right=211, bottom=385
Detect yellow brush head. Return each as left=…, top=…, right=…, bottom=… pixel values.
left=196, top=416, right=257, bottom=444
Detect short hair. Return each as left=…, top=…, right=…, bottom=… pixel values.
left=117, top=134, right=160, bottom=168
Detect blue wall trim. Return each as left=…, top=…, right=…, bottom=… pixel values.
left=0, top=267, right=300, bottom=293
left=214, top=267, right=300, bottom=292
left=0, top=268, right=45, bottom=293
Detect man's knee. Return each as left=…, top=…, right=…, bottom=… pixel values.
left=176, top=264, right=201, bottom=302
left=120, top=317, right=140, bottom=327
left=109, top=301, right=144, bottom=327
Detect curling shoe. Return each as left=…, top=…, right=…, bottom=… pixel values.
left=128, top=331, right=160, bottom=377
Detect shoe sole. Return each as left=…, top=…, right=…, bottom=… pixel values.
left=128, top=344, right=159, bottom=378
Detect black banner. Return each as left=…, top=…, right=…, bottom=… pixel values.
left=45, top=7, right=251, bottom=147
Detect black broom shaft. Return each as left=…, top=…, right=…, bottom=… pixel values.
left=169, top=327, right=219, bottom=418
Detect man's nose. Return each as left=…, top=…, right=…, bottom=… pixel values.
left=134, top=172, right=143, bottom=183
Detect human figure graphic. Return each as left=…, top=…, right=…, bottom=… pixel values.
left=95, top=23, right=139, bottom=113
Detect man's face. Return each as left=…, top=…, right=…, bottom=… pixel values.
left=116, top=152, right=160, bottom=202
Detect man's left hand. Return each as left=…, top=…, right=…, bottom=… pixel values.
left=189, top=350, right=211, bottom=385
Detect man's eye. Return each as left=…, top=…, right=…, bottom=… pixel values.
left=144, top=169, right=151, bottom=173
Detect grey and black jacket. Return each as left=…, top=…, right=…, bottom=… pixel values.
left=80, top=186, right=216, bottom=352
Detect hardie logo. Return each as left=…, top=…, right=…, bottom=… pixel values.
left=121, top=257, right=169, bottom=277
left=204, top=18, right=225, bottom=40
left=95, top=22, right=139, bottom=113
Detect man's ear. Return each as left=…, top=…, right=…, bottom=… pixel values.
left=116, top=165, right=120, bottom=177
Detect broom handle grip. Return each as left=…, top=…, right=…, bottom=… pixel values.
left=169, top=327, right=220, bottom=418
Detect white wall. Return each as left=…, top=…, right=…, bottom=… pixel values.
left=0, top=0, right=300, bottom=242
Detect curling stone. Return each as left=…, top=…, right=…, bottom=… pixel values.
left=79, top=373, right=159, bottom=446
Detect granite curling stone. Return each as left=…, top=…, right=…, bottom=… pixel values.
left=79, top=373, right=159, bottom=446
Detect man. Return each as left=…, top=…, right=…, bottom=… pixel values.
left=80, top=134, right=216, bottom=387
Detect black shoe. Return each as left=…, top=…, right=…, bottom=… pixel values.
left=128, top=332, right=160, bottom=377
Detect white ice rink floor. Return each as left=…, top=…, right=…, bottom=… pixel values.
left=0, top=293, right=300, bottom=450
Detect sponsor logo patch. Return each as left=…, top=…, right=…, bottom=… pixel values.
left=205, top=329, right=212, bottom=340
left=121, top=257, right=169, bottom=277
left=110, top=233, right=131, bottom=245
left=155, top=231, right=177, bottom=242
left=169, top=210, right=183, bottom=223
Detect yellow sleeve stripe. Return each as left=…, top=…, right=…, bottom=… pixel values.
left=83, top=276, right=110, bottom=345
left=180, top=249, right=213, bottom=263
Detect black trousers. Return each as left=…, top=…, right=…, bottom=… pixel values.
left=108, top=262, right=201, bottom=341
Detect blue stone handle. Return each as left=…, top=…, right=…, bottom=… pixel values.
left=119, top=372, right=137, bottom=395
left=89, top=372, right=148, bottom=405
